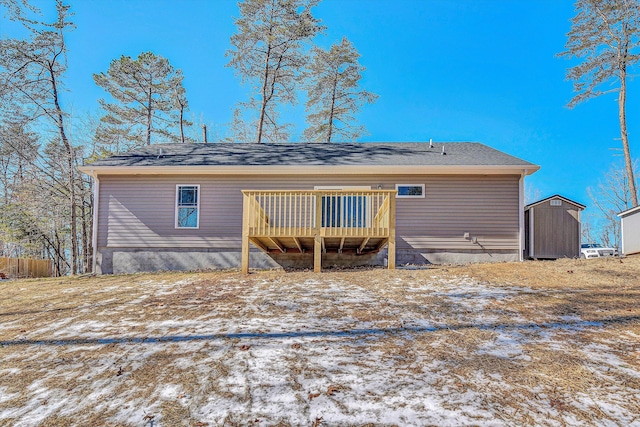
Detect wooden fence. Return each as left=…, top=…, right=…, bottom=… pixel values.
left=0, top=257, right=53, bottom=278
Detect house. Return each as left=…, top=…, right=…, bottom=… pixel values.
left=618, top=205, right=640, bottom=256
left=524, top=195, right=585, bottom=259
left=78, top=142, right=539, bottom=274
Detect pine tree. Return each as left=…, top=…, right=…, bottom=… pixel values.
left=560, top=0, right=640, bottom=207
left=94, top=52, right=190, bottom=149
left=226, top=0, right=323, bottom=143
left=303, top=37, right=377, bottom=142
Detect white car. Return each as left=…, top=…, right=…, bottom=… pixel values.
left=580, top=243, right=618, bottom=259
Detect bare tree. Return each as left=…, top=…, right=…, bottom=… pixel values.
left=224, top=107, right=255, bottom=143
left=560, top=0, right=640, bottom=207
left=524, top=181, right=543, bottom=205
left=171, top=80, right=191, bottom=143
left=587, top=159, right=639, bottom=247
left=0, top=0, right=80, bottom=273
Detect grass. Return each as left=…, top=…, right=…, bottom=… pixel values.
left=1, top=256, right=639, bottom=426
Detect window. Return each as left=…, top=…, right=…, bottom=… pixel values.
left=176, top=185, right=199, bottom=228
left=550, top=199, right=562, bottom=206
left=396, top=184, right=425, bottom=198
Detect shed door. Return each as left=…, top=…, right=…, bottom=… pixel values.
left=533, top=204, right=580, bottom=259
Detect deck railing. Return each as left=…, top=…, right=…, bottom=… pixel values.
left=241, top=190, right=396, bottom=273
left=242, top=190, right=396, bottom=237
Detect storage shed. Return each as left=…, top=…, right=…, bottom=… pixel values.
left=618, top=205, right=640, bottom=256
left=524, top=195, right=585, bottom=259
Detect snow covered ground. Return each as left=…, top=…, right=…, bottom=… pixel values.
left=0, top=265, right=639, bottom=426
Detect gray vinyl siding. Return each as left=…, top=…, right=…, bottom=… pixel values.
left=97, top=174, right=520, bottom=252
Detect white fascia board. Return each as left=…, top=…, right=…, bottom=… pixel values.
left=525, top=195, right=586, bottom=211
left=80, top=168, right=98, bottom=179
left=78, top=164, right=540, bottom=177
left=618, top=205, right=640, bottom=218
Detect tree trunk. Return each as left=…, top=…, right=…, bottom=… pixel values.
left=54, top=230, right=62, bottom=277
left=147, top=87, right=153, bottom=146
left=49, top=61, right=78, bottom=275
left=327, top=75, right=338, bottom=143
left=87, top=186, right=94, bottom=272
left=618, top=63, right=638, bottom=207
left=257, top=42, right=272, bottom=144
left=179, top=104, right=185, bottom=143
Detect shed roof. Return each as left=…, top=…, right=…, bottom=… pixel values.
left=85, top=142, right=537, bottom=169
left=525, top=194, right=586, bottom=211
left=617, top=205, right=640, bottom=218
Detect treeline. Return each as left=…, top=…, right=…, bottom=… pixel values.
left=2, top=0, right=639, bottom=273
left=225, top=0, right=377, bottom=143
left=1, top=1, right=87, bottom=275
left=0, top=0, right=377, bottom=274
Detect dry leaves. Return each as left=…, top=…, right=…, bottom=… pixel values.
left=326, top=385, right=340, bottom=396
left=0, top=256, right=639, bottom=425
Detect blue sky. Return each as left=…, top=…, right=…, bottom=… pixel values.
left=3, top=0, right=639, bottom=223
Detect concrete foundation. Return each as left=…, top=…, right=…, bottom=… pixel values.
left=418, top=249, right=519, bottom=264
left=96, top=247, right=519, bottom=274
left=97, top=248, right=280, bottom=275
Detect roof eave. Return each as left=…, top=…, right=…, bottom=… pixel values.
left=78, top=164, right=540, bottom=177
left=618, top=205, right=640, bottom=217
left=525, top=194, right=586, bottom=210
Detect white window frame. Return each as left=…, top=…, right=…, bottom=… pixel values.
left=175, top=184, right=200, bottom=229
left=395, top=184, right=425, bottom=198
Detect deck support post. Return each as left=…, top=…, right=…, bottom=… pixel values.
left=314, top=194, right=323, bottom=272
left=388, top=193, right=396, bottom=269
left=314, top=235, right=322, bottom=272
left=241, top=192, right=250, bottom=274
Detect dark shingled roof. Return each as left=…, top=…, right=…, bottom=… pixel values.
left=87, top=142, right=536, bottom=168
left=525, top=194, right=586, bottom=210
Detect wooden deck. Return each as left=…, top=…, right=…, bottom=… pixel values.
left=241, top=190, right=397, bottom=273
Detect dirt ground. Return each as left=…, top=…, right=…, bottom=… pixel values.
left=0, top=256, right=639, bottom=426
